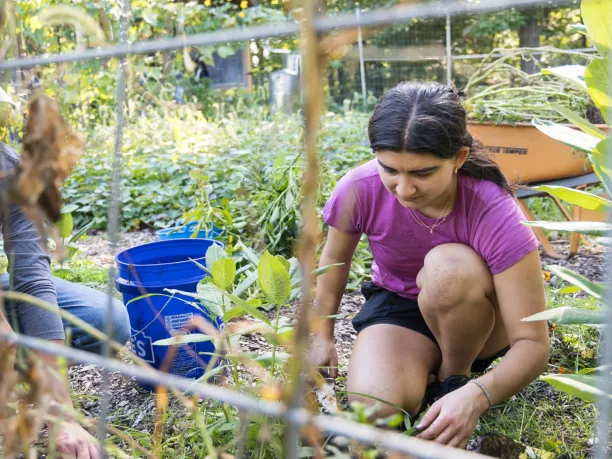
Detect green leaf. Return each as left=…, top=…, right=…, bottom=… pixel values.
left=581, top=0, right=612, bottom=57
left=209, top=284, right=271, bottom=325
left=258, top=251, right=291, bottom=305
left=550, top=103, right=606, bottom=139
left=223, top=307, right=247, bottom=322
left=567, top=24, right=588, bottom=36
left=61, top=204, right=79, bottom=215
left=0, top=87, right=16, bottom=107
left=523, top=220, right=612, bottom=236
left=233, top=270, right=259, bottom=297
left=238, top=242, right=260, bottom=266
left=585, top=58, right=612, bottom=124
left=532, top=119, right=600, bottom=153
left=591, top=138, right=612, bottom=194
left=532, top=185, right=612, bottom=211
left=275, top=255, right=291, bottom=272
left=548, top=264, right=607, bottom=299
left=254, top=351, right=291, bottom=366
left=284, top=191, right=294, bottom=211
left=522, top=307, right=604, bottom=324
left=542, top=65, right=587, bottom=90
left=153, top=333, right=216, bottom=346
left=559, top=286, right=583, bottom=294
left=291, top=263, right=345, bottom=288
left=190, top=257, right=212, bottom=276
left=217, top=45, right=235, bottom=59
left=205, top=244, right=227, bottom=272
left=197, top=280, right=225, bottom=318
left=55, top=212, right=73, bottom=238
left=541, top=374, right=611, bottom=403
left=212, top=258, right=236, bottom=290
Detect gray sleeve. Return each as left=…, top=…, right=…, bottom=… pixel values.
left=1, top=147, right=65, bottom=341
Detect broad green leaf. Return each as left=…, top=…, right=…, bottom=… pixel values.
left=197, top=280, right=225, bottom=318
left=56, top=212, right=74, bottom=238
left=581, top=0, right=612, bottom=57
left=258, top=251, right=291, bottom=305
left=205, top=244, right=227, bottom=271
left=523, top=220, right=612, bottom=236
left=61, top=204, right=79, bottom=215
left=586, top=58, right=612, bottom=124
left=532, top=119, right=599, bottom=153
left=591, top=138, right=612, bottom=194
left=522, top=307, right=604, bottom=324
left=532, top=185, right=611, bottom=211
left=542, top=65, right=587, bottom=90
left=275, top=255, right=291, bottom=272
left=212, top=258, right=236, bottom=290
left=223, top=307, right=247, bottom=322
left=153, top=333, right=215, bottom=346
left=541, top=374, right=611, bottom=403
left=550, top=103, right=606, bottom=139
left=548, top=264, right=607, bottom=299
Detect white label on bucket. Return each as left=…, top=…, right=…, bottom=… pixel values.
left=164, top=313, right=199, bottom=377
left=165, top=313, right=193, bottom=332
left=131, top=330, right=155, bottom=363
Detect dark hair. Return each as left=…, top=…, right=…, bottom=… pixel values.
left=368, top=81, right=514, bottom=194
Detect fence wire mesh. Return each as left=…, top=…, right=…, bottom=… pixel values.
left=0, top=0, right=610, bottom=457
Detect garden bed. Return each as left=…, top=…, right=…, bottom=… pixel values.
left=54, top=232, right=607, bottom=458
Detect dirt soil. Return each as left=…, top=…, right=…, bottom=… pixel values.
left=63, top=233, right=606, bottom=458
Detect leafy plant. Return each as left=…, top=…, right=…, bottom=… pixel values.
left=522, top=0, right=611, bottom=404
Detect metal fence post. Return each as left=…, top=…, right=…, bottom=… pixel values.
left=357, top=6, right=368, bottom=107
left=594, top=51, right=612, bottom=459
left=445, top=12, right=452, bottom=86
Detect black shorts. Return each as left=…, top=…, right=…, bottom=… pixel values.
left=352, top=282, right=508, bottom=373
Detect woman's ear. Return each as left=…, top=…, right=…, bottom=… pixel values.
left=456, top=146, right=470, bottom=170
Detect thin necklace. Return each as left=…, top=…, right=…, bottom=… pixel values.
left=408, top=176, right=457, bottom=234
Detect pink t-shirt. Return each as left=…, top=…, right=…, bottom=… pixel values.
left=322, top=159, right=539, bottom=300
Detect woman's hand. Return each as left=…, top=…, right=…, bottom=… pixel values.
left=53, top=421, right=100, bottom=459
left=308, top=334, right=339, bottom=379
left=415, top=381, right=489, bottom=449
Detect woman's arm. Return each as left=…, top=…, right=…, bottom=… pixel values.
left=475, top=248, right=550, bottom=403
left=314, top=227, right=361, bottom=338
left=308, top=227, right=360, bottom=378
left=417, top=249, right=549, bottom=448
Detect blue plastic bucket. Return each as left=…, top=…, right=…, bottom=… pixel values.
left=156, top=221, right=223, bottom=241
left=115, top=239, right=225, bottom=389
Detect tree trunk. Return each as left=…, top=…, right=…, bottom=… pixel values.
left=519, top=12, right=540, bottom=74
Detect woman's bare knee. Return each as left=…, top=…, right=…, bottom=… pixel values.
left=418, top=243, right=494, bottom=312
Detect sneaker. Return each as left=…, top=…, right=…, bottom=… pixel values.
left=424, top=375, right=471, bottom=406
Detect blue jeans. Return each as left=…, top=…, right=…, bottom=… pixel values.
left=1, top=274, right=131, bottom=355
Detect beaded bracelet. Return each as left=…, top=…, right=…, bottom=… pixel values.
left=470, top=380, right=493, bottom=409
